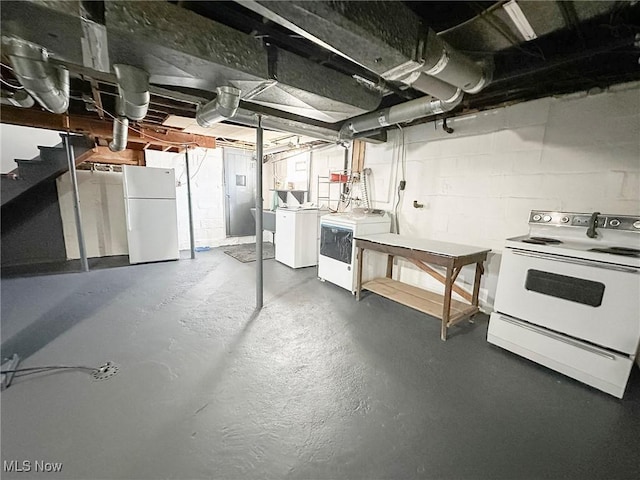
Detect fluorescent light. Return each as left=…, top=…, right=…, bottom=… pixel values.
left=503, top=0, right=538, bottom=41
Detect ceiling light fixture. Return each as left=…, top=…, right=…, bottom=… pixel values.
left=503, top=0, right=538, bottom=41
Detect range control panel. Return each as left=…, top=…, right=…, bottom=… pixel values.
left=528, top=211, right=640, bottom=232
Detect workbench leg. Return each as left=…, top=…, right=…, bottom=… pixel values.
left=441, top=266, right=453, bottom=341
left=356, top=247, right=364, bottom=301
left=386, top=255, right=394, bottom=278
left=472, top=262, right=483, bottom=307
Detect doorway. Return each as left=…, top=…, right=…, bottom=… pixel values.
left=223, top=148, right=256, bottom=237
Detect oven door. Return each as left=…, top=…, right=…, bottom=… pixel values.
left=320, top=224, right=353, bottom=264
left=494, top=248, right=640, bottom=354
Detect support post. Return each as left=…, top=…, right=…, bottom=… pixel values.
left=184, top=147, right=196, bottom=259
left=256, top=115, right=264, bottom=309
left=63, top=134, right=89, bottom=272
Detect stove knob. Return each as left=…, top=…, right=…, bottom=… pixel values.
left=532, top=214, right=542, bottom=222
left=609, top=219, right=621, bottom=227
left=634, top=221, right=640, bottom=229
left=561, top=216, right=570, bottom=223
left=543, top=215, right=552, bottom=222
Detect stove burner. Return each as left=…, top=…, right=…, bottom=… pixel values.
left=589, top=247, right=640, bottom=258
left=522, top=237, right=564, bottom=245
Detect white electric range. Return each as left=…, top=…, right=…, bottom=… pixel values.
left=488, top=210, right=640, bottom=398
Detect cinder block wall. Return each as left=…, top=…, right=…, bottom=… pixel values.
left=146, top=148, right=228, bottom=250
left=363, top=81, right=640, bottom=309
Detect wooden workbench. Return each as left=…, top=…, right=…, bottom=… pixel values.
left=355, top=233, right=490, bottom=341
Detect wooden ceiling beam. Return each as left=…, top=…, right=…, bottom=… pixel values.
left=0, top=106, right=216, bottom=150
left=86, top=146, right=145, bottom=166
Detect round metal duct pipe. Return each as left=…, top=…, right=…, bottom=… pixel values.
left=113, top=64, right=150, bottom=121
left=109, top=117, right=129, bottom=152
left=2, top=36, right=69, bottom=114
left=196, top=86, right=241, bottom=127
left=341, top=90, right=463, bottom=137
left=422, top=29, right=491, bottom=94
left=403, top=72, right=462, bottom=102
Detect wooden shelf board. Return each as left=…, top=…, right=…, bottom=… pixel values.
left=362, top=277, right=477, bottom=321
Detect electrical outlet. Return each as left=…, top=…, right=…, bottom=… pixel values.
left=399, top=180, right=406, bottom=190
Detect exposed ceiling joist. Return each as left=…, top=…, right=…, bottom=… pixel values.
left=0, top=106, right=216, bottom=150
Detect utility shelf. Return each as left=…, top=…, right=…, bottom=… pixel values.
left=271, top=189, right=307, bottom=205
left=362, top=277, right=478, bottom=324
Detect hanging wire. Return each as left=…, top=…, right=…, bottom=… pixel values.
left=176, top=148, right=207, bottom=186
left=0, top=77, right=23, bottom=89
left=89, top=100, right=202, bottom=147
left=2, top=365, right=99, bottom=377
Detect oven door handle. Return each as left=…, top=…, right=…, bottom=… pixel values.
left=511, top=249, right=638, bottom=274
left=499, top=316, right=617, bottom=360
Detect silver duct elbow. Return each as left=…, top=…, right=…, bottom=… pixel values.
left=109, top=65, right=150, bottom=152
left=2, top=36, right=69, bottom=114
left=113, top=64, right=150, bottom=121
left=109, top=117, right=129, bottom=152
left=196, top=86, right=241, bottom=127
left=341, top=90, right=463, bottom=137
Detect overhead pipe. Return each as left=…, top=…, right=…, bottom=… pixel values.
left=420, top=29, right=491, bottom=94
left=196, top=86, right=241, bottom=127
left=109, top=64, right=150, bottom=152
left=401, top=72, right=462, bottom=102
left=0, top=90, right=35, bottom=108
left=381, top=31, right=490, bottom=100
left=149, top=84, right=343, bottom=143
left=2, top=36, right=69, bottom=114
left=341, top=91, right=463, bottom=137
left=108, top=117, right=129, bottom=152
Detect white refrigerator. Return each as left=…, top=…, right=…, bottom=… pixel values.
left=123, top=165, right=180, bottom=264
left=275, top=208, right=321, bottom=268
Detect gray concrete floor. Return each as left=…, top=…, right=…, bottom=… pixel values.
left=1, top=248, right=639, bottom=480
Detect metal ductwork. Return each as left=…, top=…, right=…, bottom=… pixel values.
left=1, top=36, right=69, bottom=114
left=420, top=29, right=491, bottom=94
left=1, top=1, right=381, bottom=124
left=113, top=64, right=150, bottom=121
left=237, top=1, right=492, bottom=102
left=108, top=117, right=129, bottom=152
left=109, top=65, right=149, bottom=152
left=0, top=89, right=35, bottom=108
left=341, top=91, right=463, bottom=137
left=196, top=86, right=241, bottom=128
left=400, top=72, right=462, bottom=103
left=231, top=108, right=342, bottom=143
left=238, top=1, right=488, bottom=140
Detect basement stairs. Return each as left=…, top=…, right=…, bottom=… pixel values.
left=1, top=134, right=95, bottom=208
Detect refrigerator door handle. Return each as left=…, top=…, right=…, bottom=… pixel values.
left=126, top=205, right=132, bottom=232
left=123, top=168, right=129, bottom=199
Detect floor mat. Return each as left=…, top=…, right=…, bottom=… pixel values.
left=223, top=242, right=275, bottom=263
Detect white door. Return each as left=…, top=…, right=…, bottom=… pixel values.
left=126, top=198, right=179, bottom=264
left=275, top=210, right=295, bottom=267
